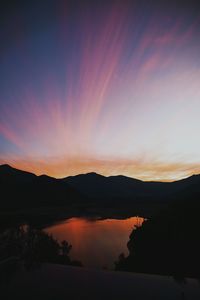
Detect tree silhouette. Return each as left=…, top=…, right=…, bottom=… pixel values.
left=60, top=240, right=72, bottom=256
left=0, top=225, right=82, bottom=268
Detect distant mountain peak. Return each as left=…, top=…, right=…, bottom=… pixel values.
left=0, top=164, right=13, bottom=170
left=67, top=172, right=105, bottom=179
left=84, top=172, right=105, bottom=177
left=0, top=164, right=20, bottom=173
left=0, top=164, right=36, bottom=179
left=39, top=174, right=54, bottom=179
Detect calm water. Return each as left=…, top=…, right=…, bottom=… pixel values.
left=44, top=216, right=144, bottom=269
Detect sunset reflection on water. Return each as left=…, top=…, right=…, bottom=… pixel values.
left=44, top=217, right=144, bottom=269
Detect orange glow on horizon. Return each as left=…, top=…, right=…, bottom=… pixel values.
left=1, top=157, right=200, bottom=182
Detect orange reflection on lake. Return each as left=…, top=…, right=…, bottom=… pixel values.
left=44, top=216, right=144, bottom=269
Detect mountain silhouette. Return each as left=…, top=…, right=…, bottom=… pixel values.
left=0, top=164, right=36, bottom=182
left=1, top=164, right=200, bottom=216
left=64, top=172, right=144, bottom=198
left=64, top=171, right=200, bottom=199
left=0, top=164, right=84, bottom=210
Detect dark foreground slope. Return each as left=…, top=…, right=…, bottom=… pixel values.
left=116, top=183, right=200, bottom=278
left=1, top=263, right=200, bottom=300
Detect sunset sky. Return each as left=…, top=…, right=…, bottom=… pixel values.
left=0, top=0, right=200, bottom=181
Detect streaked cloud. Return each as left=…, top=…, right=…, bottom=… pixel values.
left=0, top=1, right=200, bottom=180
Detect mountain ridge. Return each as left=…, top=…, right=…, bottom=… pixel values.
left=1, top=164, right=200, bottom=221
left=1, top=163, right=200, bottom=202
left=1, top=163, right=199, bottom=183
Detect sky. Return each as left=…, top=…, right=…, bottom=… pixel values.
left=0, top=0, right=200, bottom=181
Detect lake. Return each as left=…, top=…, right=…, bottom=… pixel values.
left=44, top=216, right=144, bottom=269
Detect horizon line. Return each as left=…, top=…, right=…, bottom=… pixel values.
left=0, top=163, right=199, bottom=184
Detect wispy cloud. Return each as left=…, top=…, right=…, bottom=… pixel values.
left=0, top=1, right=200, bottom=180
